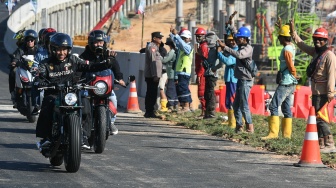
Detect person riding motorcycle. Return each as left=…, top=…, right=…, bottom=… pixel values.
left=9, top=29, right=38, bottom=108
left=36, top=33, right=115, bottom=148
left=79, top=30, right=125, bottom=141
left=35, top=28, right=57, bottom=66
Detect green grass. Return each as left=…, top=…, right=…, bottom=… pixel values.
left=159, top=110, right=336, bottom=169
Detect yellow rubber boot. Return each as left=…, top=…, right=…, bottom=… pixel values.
left=228, top=109, right=236, bottom=129
left=261, top=116, right=279, bottom=140
left=160, top=99, right=168, bottom=112
left=282, top=118, right=292, bottom=139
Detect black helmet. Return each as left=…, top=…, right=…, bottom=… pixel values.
left=49, top=33, right=73, bottom=57
left=23, top=29, right=38, bottom=43
left=44, top=31, right=57, bottom=47
left=88, top=30, right=109, bottom=43
left=38, top=28, right=47, bottom=41
left=88, top=30, right=109, bottom=53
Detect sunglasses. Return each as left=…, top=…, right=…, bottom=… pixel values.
left=181, top=36, right=187, bottom=40
left=26, top=39, right=35, bottom=42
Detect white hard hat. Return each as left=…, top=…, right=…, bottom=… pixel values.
left=180, top=30, right=192, bottom=39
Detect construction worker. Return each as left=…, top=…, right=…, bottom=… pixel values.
left=290, top=19, right=336, bottom=153
left=217, top=26, right=254, bottom=133
left=261, top=25, right=298, bottom=140
left=194, top=27, right=207, bottom=117
left=217, top=33, right=238, bottom=128
left=144, top=32, right=163, bottom=118
left=170, top=28, right=193, bottom=113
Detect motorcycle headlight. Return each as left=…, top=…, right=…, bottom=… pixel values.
left=64, top=93, right=77, bottom=106
left=94, top=81, right=107, bottom=95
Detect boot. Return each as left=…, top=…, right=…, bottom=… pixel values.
left=160, top=99, right=168, bottom=112
left=319, top=138, right=325, bottom=149
left=245, top=123, right=254, bottom=133
left=228, top=109, right=236, bottom=129
left=261, top=116, right=279, bottom=140
left=281, top=118, right=292, bottom=138
left=320, top=135, right=336, bottom=153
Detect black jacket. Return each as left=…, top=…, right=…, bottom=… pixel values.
left=80, top=45, right=123, bottom=80
left=10, top=46, right=38, bottom=68
left=39, top=54, right=110, bottom=95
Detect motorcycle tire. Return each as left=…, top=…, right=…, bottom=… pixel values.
left=49, top=154, right=64, bottom=166
left=93, top=106, right=107, bottom=154
left=64, top=114, right=81, bottom=173
left=26, top=94, right=37, bottom=123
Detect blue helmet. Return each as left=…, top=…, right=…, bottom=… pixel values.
left=235, top=27, right=251, bottom=38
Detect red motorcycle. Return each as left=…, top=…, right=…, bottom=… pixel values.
left=86, top=69, right=133, bottom=153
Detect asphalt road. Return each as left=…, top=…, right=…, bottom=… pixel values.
left=1, top=1, right=336, bottom=188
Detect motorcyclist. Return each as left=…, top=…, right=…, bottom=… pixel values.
left=36, top=33, right=115, bottom=148
left=80, top=30, right=125, bottom=142
left=31, top=28, right=57, bottom=114
left=34, top=28, right=57, bottom=66
left=9, top=29, right=38, bottom=108
left=37, top=28, right=46, bottom=49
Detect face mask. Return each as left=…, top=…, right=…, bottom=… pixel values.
left=95, top=46, right=104, bottom=55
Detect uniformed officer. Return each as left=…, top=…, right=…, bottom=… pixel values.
left=144, top=32, right=164, bottom=118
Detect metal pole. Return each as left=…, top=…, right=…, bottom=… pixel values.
left=35, top=13, right=37, bottom=31
left=141, top=13, right=144, bottom=48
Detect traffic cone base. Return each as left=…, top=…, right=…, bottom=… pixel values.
left=294, top=107, right=326, bottom=168
left=126, top=81, right=142, bottom=113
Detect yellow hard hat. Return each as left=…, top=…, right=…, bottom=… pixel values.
left=227, top=34, right=234, bottom=40
left=279, top=25, right=290, bottom=37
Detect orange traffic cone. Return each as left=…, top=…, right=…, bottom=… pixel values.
left=126, top=80, right=142, bottom=113
left=294, top=106, right=325, bottom=168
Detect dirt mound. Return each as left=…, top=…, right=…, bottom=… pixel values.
left=112, top=1, right=200, bottom=52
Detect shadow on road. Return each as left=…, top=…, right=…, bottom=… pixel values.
left=0, top=117, right=32, bottom=123
left=0, top=127, right=35, bottom=134
left=0, top=160, right=68, bottom=172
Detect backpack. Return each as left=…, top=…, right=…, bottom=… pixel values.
left=242, top=59, right=258, bottom=78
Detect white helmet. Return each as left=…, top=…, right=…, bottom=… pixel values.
left=180, top=30, right=192, bottom=39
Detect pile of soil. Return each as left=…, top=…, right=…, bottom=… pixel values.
left=111, top=1, right=200, bottom=52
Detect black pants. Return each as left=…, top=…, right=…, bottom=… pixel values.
left=9, top=67, right=16, bottom=93
left=145, top=77, right=159, bottom=113
left=81, top=97, right=92, bottom=138
left=205, top=76, right=217, bottom=116
left=36, top=95, right=56, bottom=138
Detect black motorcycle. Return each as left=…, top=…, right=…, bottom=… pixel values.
left=38, top=80, right=95, bottom=172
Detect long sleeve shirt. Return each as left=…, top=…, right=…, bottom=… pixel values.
left=224, top=44, right=254, bottom=80
left=162, top=49, right=176, bottom=79
left=218, top=46, right=238, bottom=83
left=291, top=30, right=336, bottom=97
left=195, top=41, right=207, bottom=77
left=144, top=42, right=162, bottom=78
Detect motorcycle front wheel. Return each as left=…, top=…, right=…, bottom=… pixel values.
left=93, top=106, right=107, bottom=154
left=64, top=114, right=81, bottom=173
